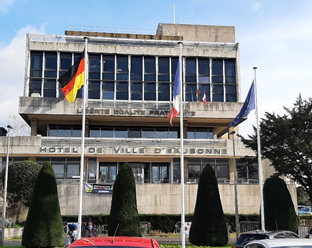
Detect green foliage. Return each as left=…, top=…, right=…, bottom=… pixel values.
left=240, top=95, right=312, bottom=203
left=22, top=162, right=64, bottom=247
left=263, top=176, right=298, bottom=232
left=189, top=164, right=228, bottom=246
left=3, top=160, right=41, bottom=207
left=108, top=162, right=141, bottom=236
left=297, top=186, right=310, bottom=205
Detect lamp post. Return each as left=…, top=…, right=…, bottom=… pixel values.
left=229, top=130, right=239, bottom=241
left=2, top=125, right=13, bottom=244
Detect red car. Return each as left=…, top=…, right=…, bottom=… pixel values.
left=68, top=236, right=159, bottom=248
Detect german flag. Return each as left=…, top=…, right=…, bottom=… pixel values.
left=58, top=50, right=85, bottom=103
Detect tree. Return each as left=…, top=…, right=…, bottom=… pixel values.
left=297, top=186, right=309, bottom=205
left=263, top=176, right=298, bottom=232
left=4, top=114, right=30, bottom=136
left=189, top=163, right=228, bottom=246
left=108, top=162, right=141, bottom=237
left=240, top=95, right=312, bottom=205
left=22, top=162, right=64, bottom=247
left=3, top=161, right=41, bottom=222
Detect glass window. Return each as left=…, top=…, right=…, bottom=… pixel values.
left=117, top=56, right=128, bottom=80
left=144, top=56, right=155, bottom=81
left=155, top=127, right=168, bottom=138
left=158, top=57, right=169, bottom=81
left=158, top=83, right=170, bottom=101
left=60, top=53, right=72, bottom=77
left=101, top=127, right=114, bottom=137
left=131, top=56, right=142, bottom=81
left=131, top=82, right=142, bottom=100
left=171, top=57, right=179, bottom=82
left=129, top=127, right=141, bottom=138
left=102, top=81, right=114, bottom=100
left=58, top=125, right=71, bottom=137
left=116, top=82, right=128, bottom=100
left=226, top=85, right=237, bottom=102
left=52, top=164, right=65, bottom=179
left=88, top=81, right=100, bottom=99
left=89, top=54, right=100, bottom=80
left=144, top=82, right=156, bottom=100
left=185, top=58, right=196, bottom=82
left=103, top=55, right=114, bottom=80
left=152, top=163, right=169, bottom=183
left=44, top=52, right=57, bottom=78
left=115, top=127, right=127, bottom=138
left=142, top=127, right=154, bottom=138
left=43, top=79, right=56, bottom=97
left=90, top=126, right=100, bottom=137
left=72, top=126, right=82, bottom=137
left=30, top=51, right=43, bottom=77
left=212, top=59, right=223, bottom=76
left=67, top=164, right=79, bottom=178
left=99, top=162, right=117, bottom=182
left=29, top=79, right=42, bottom=96
left=213, top=85, right=223, bottom=102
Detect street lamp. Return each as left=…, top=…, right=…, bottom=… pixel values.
left=229, top=130, right=239, bottom=241
left=2, top=125, right=13, bottom=244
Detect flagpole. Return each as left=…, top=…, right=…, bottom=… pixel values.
left=78, top=37, right=88, bottom=239
left=178, top=41, right=186, bottom=248
left=253, top=67, right=265, bottom=231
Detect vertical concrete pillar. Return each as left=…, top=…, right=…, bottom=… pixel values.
left=31, top=119, right=37, bottom=136
left=85, top=119, right=89, bottom=137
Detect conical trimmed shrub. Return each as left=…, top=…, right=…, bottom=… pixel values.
left=263, top=176, right=298, bottom=232
left=22, top=162, right=64, bottom=247
left=108, top=162, right=141, bottom=236
left=189, top=163, right=228, bottom=246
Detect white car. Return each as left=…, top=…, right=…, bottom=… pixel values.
left=243, top=238, right=312, bottom=248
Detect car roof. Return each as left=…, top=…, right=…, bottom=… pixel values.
left=240, top=230, right=298, bottom=236
left=245, top=238, right=312, bottom=247
left=70, top=237, right=159, bottom=248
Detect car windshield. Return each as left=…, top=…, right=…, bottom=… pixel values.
left=236, top=234, right=269, bottom=245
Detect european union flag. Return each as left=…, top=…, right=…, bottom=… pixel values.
left=227, top=81, right=255, bottom=130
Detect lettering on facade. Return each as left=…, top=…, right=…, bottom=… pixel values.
left=76, top=108, right=195, bottom=117
left=39, top=146, right=227, bottom=155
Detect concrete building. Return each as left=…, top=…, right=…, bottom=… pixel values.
left=0, top=23, right=296, bottom=217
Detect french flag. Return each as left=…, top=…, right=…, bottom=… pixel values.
left=167, top=58, right=180, bottom=125
left=202, top=90, right=207, bottom=104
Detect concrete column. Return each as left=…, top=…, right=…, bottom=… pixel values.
left=30, top=119, right=37, bottom=136
left=85, top=119, right=89, bottom=137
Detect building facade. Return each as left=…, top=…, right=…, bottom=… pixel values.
left=0, top=23, right=296, bottom=216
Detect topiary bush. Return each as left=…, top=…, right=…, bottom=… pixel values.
left=108, top=162, right=141, bottom=236
left=189, top=163, right=228, bottom=246
left=263, top=176, right=298, bottom=232
left=22, top=162, right=64, bottom=247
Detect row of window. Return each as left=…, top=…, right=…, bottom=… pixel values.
left=2, top=157, right=258, bottom=182
left=29, top=51, right=237, bottom=102
left=48, top=125, right=214, bottom=139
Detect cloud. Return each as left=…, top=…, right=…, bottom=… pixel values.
left=0, top=0, right=16, bottom=13
left=251, top=2, right=260, bottom=11
left=0, top=25, right=46, bottom=127
left=238, top=6, right=312, bottom=136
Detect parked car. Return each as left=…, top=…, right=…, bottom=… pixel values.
left=243, top=238, right=312, bottom=248
left=298, top=207, right=312, bottom=215
left=68, top=236, right=159, bottom=248
left=305, top=228, right=312, bottom=238
left=232, top=230, right=300, bottom=248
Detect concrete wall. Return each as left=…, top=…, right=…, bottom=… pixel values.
left=156, top=24, right=235, bottom=42
left=57, top=183, right=297, bottom=215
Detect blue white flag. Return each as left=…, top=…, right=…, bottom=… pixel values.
left=227, top=81, right=255, bottom=129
